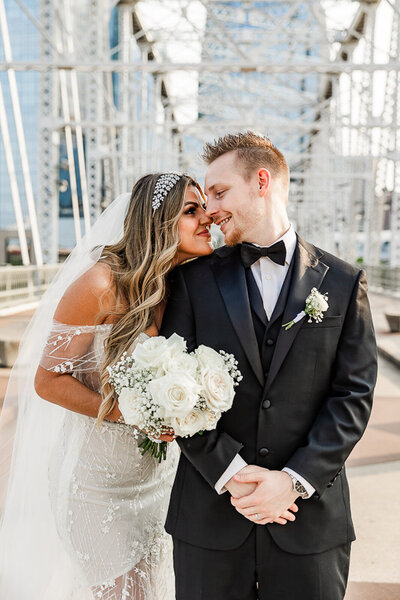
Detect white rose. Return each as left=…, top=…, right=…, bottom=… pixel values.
left=171, top=407, right=206, bottom=437
left=131, top=335, right=170, bottom=371
left=165, top=333, right=187, bottom=355
left=307, top=289, right=329, bottom=313
left=202, top=368, right=235, bottom=412
left=118, top=387, right=145, bottom=428
left=203, top=409, right=221, bottom=431
left=315, top=296, right=329, bottom=312
left=195, top=345, right=225, bottom=371
left=162, top=352, right=198, bottom=377
left=148, top=372, right=200, bottom=418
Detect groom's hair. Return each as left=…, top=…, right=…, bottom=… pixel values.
left=202, top=131, right=289, bottom=187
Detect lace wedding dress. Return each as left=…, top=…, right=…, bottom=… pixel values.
left=40, top=320, right=179, bottom=600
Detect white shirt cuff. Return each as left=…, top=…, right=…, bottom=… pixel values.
left=214, top=455, right=248, bottom=494
left=283, top=467, right=315, bottom=499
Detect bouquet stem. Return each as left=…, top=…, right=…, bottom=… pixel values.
left=139, top=436, right=168, bottom=463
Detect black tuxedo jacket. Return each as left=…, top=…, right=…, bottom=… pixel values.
left=160, top=235, right=377, bottom=555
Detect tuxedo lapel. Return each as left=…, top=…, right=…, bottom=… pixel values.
left=212, top=248, right=264, bottom=386
left=264, top=236, right=329, bottom=392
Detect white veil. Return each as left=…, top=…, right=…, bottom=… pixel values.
left=0, top=193, right=131, bottom=599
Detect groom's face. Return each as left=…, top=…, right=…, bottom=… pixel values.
left=204, top=151, right=262, bottom=246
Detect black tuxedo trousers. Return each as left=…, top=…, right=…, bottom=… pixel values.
left=160, top=236, right=377, bottom=597
left=173, top=528, right=351, bottom=600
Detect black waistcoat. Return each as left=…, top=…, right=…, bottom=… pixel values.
left=245, top=258, right=296, bottom=379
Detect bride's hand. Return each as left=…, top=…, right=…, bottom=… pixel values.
left=141, top=427, right=176, bottom=443
left=157, top=428, right=176, bottom=443
left=159, top=432, right=176, bottom=443
left=109, top=407, right=176, bottom=442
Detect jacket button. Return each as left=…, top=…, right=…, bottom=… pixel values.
left=259, top=447, right=269, bottom=457
left=262, top=399, right=271, bottom=409
left=266, top=338, right=275, bottom=346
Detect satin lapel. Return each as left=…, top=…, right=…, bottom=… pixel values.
left=264, top=237, right=329, bottom=392
left=212, top=249, right=264, bottom=386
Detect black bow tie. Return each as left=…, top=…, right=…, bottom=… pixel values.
left=241, top=240, right=286, bottom=268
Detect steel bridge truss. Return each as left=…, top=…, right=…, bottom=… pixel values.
left=0, top=0, right=399, bottom=267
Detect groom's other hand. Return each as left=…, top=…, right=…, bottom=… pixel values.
left=225, top=476, right=257, bottom=499
left=231, top=468, right=299, bottom=525
left=225, top=464, right=272, bottom=498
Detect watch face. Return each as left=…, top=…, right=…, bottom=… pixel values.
left=295, top=481, right=307, bottom=495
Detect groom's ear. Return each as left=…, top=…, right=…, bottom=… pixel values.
left=257, top=168, right=271, bottom=196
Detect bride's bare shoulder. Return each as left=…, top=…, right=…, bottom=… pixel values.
left=83, top=261, right=115, bottom=290
left=53, top=262, right=117, bottom=325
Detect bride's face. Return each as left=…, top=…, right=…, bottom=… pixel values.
left=175, top=185, right=213, bottom=264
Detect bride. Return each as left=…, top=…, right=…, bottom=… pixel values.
left=0, top=173, right=213, bottom=599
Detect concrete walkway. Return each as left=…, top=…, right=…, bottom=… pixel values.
left=343, top=293, right=400, bottom=599
left=0, top=293, right=399, bottom=599
left=346, top=357, right=400, bottom=598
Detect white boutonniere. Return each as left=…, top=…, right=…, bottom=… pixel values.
left=282, top=287, right=329, bottom=331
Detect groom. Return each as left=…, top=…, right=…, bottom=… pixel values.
left=160, top=131, right=377, bottom=599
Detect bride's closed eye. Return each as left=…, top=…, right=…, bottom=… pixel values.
left=184, top=203, right=201, bottom=215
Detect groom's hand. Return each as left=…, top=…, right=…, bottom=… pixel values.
left=230, top=468, right=299, bottom=526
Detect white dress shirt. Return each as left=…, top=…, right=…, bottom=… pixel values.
left=214, top=225, right=315, bottom=498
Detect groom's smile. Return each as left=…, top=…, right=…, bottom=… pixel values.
left=216, top=216, right=232, bottom=232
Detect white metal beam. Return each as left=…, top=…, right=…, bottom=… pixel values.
left=0, top=0, right=43, bottom=265
left=3, top=59, right=400, bottom=73
left=0, top=81, right=30, bottom=265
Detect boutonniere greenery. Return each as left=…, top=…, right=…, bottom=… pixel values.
left=282, top=287, right=329, bottom=331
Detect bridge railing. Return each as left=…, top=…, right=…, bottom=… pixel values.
left=0, top=264, right=60, bottom=310
left=362, top=265, right=400, bottom=297
left=0, top=262, right=399, bottom=312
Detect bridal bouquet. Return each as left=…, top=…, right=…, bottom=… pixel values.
left=107, top=333, right=242, bottom=462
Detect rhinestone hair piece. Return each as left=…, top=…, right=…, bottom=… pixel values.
left=152, top=173, right=182, bottom=214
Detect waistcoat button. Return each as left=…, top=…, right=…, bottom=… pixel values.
left=259, top=447, right=269, bottom=457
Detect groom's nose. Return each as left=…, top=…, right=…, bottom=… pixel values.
left=205, top=199, right=218, bottom=221
left=200, top=210, right=212, bottom=225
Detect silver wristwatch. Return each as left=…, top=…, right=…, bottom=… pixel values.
left=288, top=473, right=308, bottom=499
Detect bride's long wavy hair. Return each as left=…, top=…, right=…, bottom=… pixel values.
left=97, top=173, right=201, bottom=424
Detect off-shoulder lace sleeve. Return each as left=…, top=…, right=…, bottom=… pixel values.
left=39, top=320, right=110, bottom=374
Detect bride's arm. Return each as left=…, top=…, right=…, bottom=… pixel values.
left=34, top=263, right=122, bottom=422
left=34, top=365, right=121, bottom=420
